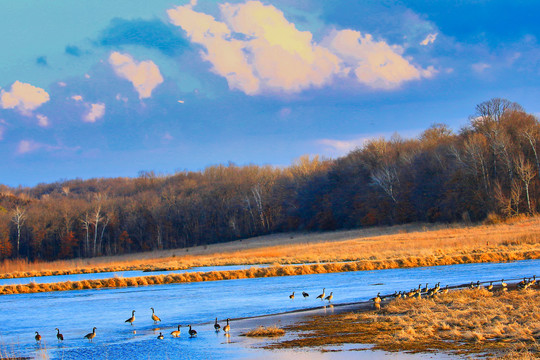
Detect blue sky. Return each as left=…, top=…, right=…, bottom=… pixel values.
left=1, top=0, right=540, bottom=187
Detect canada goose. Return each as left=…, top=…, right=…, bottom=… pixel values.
left=325, top=292, right=333, bottom=301
left=441, top=285, right=449, bottom=294
left=35, top=331, right=41, bottom=343
left=84, top=327, right=97, bottom=342
left=302, top=291, right=309, bottom=298
left=188, top=325, right=197, bottom=337
left=214, top=318, right=221, bottom=332
left=150, top=308, right=161, bottom=324
left=396, top=291, right=402, bottom=299
left=475, top=280, right=481, bottom=289
left=422, top=283, right=429, bottom=293
left=289, top=291, right=295, bottom=300
left=530, top=275, right=536, bottom=286
left=171, top=325, right=181, bottom=337
left=501, top=279, right=507, bottom=287
left=518, top=277, right=527, bottom=287
left=373, top=292, right=381, bottom=303
left=55, top=328, right=64, bottom=341
left=157, top=332, right=164, bottom=340
left=316, top=288, right=326, bottom=300
left=487, top=281, right=493, bottom=291
left=223, top=318, right=230, bottom=333
left=125, top=310, right=136, bottom=325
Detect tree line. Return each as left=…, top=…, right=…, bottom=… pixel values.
left=0, top=98, right=538, bottom=261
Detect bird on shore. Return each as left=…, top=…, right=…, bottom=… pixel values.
left=35, top=331, right=41, bottom=343
left=373, top=292, right=381, bottom=303
left=487, top=281, right=493, bottom=291
left=316, top=288, right=326, bottom=300
left=188, top=325, right=197, bottom=337
left=223, top=318, right=230, bottom=334
left=84, top=327, right=97, bottom=342
left=171, top=325, right=181, bottom=337
left=157, top=332, right=164, bottom=340
left=302, top=291, right=309, bottom=298
left=422, top=283, right=429, bottom=293
left=501, top=279, right=507, bottom=287
left=289, top=291, right=295, bottom=300
left=325, top=292, right=333, bottom=302
left=125, top=310, right=136, bottom=325
left=151, top=308, right=161, bottom=324
left=441, top=285, right=449, bottom=295
left=214, top=318, right=221, bottom=332
left=55, top=328, right=64, bottom=342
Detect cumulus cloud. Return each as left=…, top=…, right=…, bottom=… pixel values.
left=84, top=103, right=106, bottom=123
left=168, top=1, right=340, bottom=94
left=167, top=1, right=434, bottom=94
left=36, top=114, right=49, bottom=127
left=0, top=81, right=50, bottom=114
left=325, top=29, right=436, bottom=89
left=420, top=33, right=438, bottom=46
left=109, top=52, right=164, bottom=99
left=71, top=95, right=83, bottom=101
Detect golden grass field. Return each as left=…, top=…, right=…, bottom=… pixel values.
left=271, top=286, right=539, bottom=359
left=0, top=216, right=538, bottom=295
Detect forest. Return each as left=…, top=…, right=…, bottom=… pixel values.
left=0, top=98, right=539, bottom=262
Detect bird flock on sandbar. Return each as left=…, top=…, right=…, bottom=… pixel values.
left=32, top=306, right=233, bottom=345
left=289, top=287, right=334, bottom=302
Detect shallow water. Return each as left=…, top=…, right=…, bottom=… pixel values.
left=0, top=259, right=537, bottom=359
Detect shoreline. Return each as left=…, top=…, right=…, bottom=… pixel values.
left=0, top=253, right=538, bottom=296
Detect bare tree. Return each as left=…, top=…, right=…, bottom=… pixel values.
left=81, top=212, right=91, bottom=256
left=514, top=154, right=536, bottom=213
left=11, top=206, right=26, bottom=257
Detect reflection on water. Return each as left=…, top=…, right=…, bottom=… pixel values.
left=0, top=259, right=537, bottom=359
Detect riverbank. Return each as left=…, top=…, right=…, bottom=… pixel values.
left=1, top=216, right=539, bottom=281
left=266, top=284, right=539, bottom=359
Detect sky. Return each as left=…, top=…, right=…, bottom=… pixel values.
left=1, top=0, right=540, bottom=187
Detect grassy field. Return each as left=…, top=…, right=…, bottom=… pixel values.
left=270, top=285, right=540, bottom=359
left=1, top=216, right=539, bottom=283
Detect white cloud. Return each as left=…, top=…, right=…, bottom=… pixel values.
left=58, top=82, right=67, bottom=87
left=71, top=95, right=83, bottom=101
left=472, top=63, right=491, bottom=73
left=317, top=137, right=368, bottom=156
left=420, top=33, right=438, bottom=46
left=36, top=114, right=49, bottom=127
left=109, top=52, right=164, bottom=99
left=17, top=140, right=41, bottom=154
left=0, top=81, right=50, bottom=114
left=84, top=103, right=106, bottom=123
left=325, top=29, right=436, bottom=89
left=168, top=1, right=435, bottom=94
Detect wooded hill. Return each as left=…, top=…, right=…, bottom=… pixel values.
left=0, top=98, right=539, bottom=261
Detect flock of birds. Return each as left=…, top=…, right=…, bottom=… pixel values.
left=33, top=276, right=537, bottom=345
left=33, top=307, right=232, bottom=344
left=289, top=288, right=333, bottom=302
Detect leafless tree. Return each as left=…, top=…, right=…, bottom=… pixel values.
left=11, top=206, right=26, bottom=256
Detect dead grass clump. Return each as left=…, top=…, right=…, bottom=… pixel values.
left=244, top=325, right=285, bottom=337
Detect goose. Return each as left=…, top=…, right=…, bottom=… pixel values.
left=35, top=331, right=41, bottom=343
left=302, top=291, right=309, bottom=298
left=150, top=308, right=161, bottom=324
left=530, top=275, right=536, bottom=286
left=422, top=283, right=429, bottom=293
left=223, top=318, right=230, bottom=334
left=324, top=292, right=333, bottom=302
left=441, top=285, right=449, bottom=295
left=396, top=291, right=402, bottom=299
left=157, top=332, right=164, bottom=340
left=188, top=325, right=197, bottom=337
left=487, top=281, right=493, bottom=291
left=316, top=288, right=326, bottom=300
left=501, top=279, right=507, bottom=287
left=518, top=277, right=527, bottom=287
left=289, top=291, right=295, bottom=300
left=84, top=327, right=97, bottom=342
left=214, top=318, right=221, bottom=332
left=373, top=292, right=381, bottom=303
left=475, top=281, right=481, bottom=289
left=171, top=325, right=181, bottom=337
left=125, top=310, right=136, bottom=325
left=55, top=328, right=64, bottom=341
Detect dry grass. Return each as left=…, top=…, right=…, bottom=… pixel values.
left=271, top=287, right=540, bottom=358
left=1, top=216, right=539, bottom=282
left=243, top=325, right=286, bottom=337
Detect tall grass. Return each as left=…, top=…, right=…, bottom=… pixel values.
left=1, top=216, right=539, bottom=282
